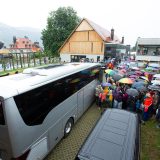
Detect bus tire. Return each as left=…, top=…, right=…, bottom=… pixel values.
left=64, top=118, right=73, bottom=138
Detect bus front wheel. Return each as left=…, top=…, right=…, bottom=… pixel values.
left=64, top=118, right=73, bottom=138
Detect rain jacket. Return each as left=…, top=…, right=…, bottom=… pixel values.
left=99, top=92, right=107, bottom=102
left=143, top=97, right=153, bottom=112
left=113, top=88, right=123, bottom=102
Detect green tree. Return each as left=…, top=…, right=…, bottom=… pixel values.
left=42, top=7, right=81, bottom=56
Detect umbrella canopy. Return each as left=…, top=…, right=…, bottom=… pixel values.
left=131, top=67, right=140, bottom=70
left=126, top=88, right=139, bottom=97
left=119, top=69, right=127, bottom=73
left=112, top=74, right=123, bottom=81
left=118, top=70, right=126, bottom=75
left=145, top=66, right=159, bottom=71
left=136, top=86, right=147, bottom=92
left=129, top=75, right=138, bottom=79
left=135, top=70, right=143, bottom=75
left=153, top=74, right=160, bottom=78
left=105, top=69, right=116, bottom=75
left=136, top=78, right=148, bottom=84
left=127, top=71, right=136, bottom=76
left=132, top=81, right=146, bottom=88
left=119, top=78, right=133, bottom=84
left=139, top=76, right=149, bottom=81
left=151, top=80, right=160, bottom=85
left=148, top=85, right=160, bottom=91
left=149, top=63, right=160, bottom=68
left=101, top=82, right=112, bottom=87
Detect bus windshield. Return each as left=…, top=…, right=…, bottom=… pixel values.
left=0, top=101, right=5, bottom=125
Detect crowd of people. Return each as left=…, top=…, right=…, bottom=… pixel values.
left=95, top=60, right=160, bottom=128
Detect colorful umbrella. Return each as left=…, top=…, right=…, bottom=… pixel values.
left=135, top=70, right=142, bottom=75
left=119, top=69, right=127, bottom=73
left=101, top=82, right=112, bottom=87
left=105, top=69, right=116, bottom=75
left=118, top=78, right=133, bottom=84
left=118, top=70, right=126, bottom=75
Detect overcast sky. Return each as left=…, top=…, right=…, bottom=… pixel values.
left=0, top=0, right=160, bottom=46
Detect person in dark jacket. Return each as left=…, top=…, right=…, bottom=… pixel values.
left=113, top=87, right=123, bottom=109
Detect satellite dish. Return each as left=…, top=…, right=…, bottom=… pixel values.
left=0, top=41, right=4, bottom=49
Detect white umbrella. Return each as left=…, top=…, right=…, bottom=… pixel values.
left=131, top=67, right=140, bottom=70
left=153, top=74, right=160, bottom=78
left=140, top=76, right=149, bottom=81
left=151, top=80, right=160, bottom=85
left=149, top=63, right=160, bottom=68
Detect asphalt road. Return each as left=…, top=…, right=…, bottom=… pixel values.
left=44, top=103, right=101, bottom=160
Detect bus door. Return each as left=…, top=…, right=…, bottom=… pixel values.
left=77, top=90, right=84, bottom=118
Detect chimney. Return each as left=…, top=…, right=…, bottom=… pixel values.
left=111, top=28, right=114, bottom=41
left=121, top=37, right=124, bottom=44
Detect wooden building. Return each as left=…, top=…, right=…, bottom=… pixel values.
left=59, top=18, right=122, bottom=62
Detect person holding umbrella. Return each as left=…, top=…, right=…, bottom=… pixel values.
left=95, top=85, right=103, bottom=106
left=142, top=93, right=153, bottom=123
left=113, top=87, right=123, bottom=109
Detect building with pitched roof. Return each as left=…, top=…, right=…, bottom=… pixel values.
left=9, top=37, right=42, bottom=54
left=136, top=37, right=160, bottom=62
left=59, top=18, right=125, bottom=62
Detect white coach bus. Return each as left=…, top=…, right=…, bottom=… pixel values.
left=0, top=63, right=101, bottom=160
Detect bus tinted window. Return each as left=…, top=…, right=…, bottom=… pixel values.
left=14, top=67, right=100, bottom=126
left=0, top=101, right=5, bottom=125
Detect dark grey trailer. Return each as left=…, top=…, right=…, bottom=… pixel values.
left=75, top=109, right=140, bottom=160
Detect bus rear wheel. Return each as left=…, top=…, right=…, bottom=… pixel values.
left=64, top=118, right=73, bottom=138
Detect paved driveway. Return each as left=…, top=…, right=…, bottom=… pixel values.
left=45, top=103, right=101, bottom=160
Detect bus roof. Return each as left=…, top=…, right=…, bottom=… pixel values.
left=0, top=63, right=100, bottom=99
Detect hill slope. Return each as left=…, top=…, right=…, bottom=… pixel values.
left=0, top=23, right=43, bottom=47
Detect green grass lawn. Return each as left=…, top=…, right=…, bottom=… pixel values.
left=0, top=69, right=23, bottom=76
left=141, top=119, right=160, bottom=160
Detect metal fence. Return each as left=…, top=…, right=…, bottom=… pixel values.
left=0, top=52, right=60, bottom=72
